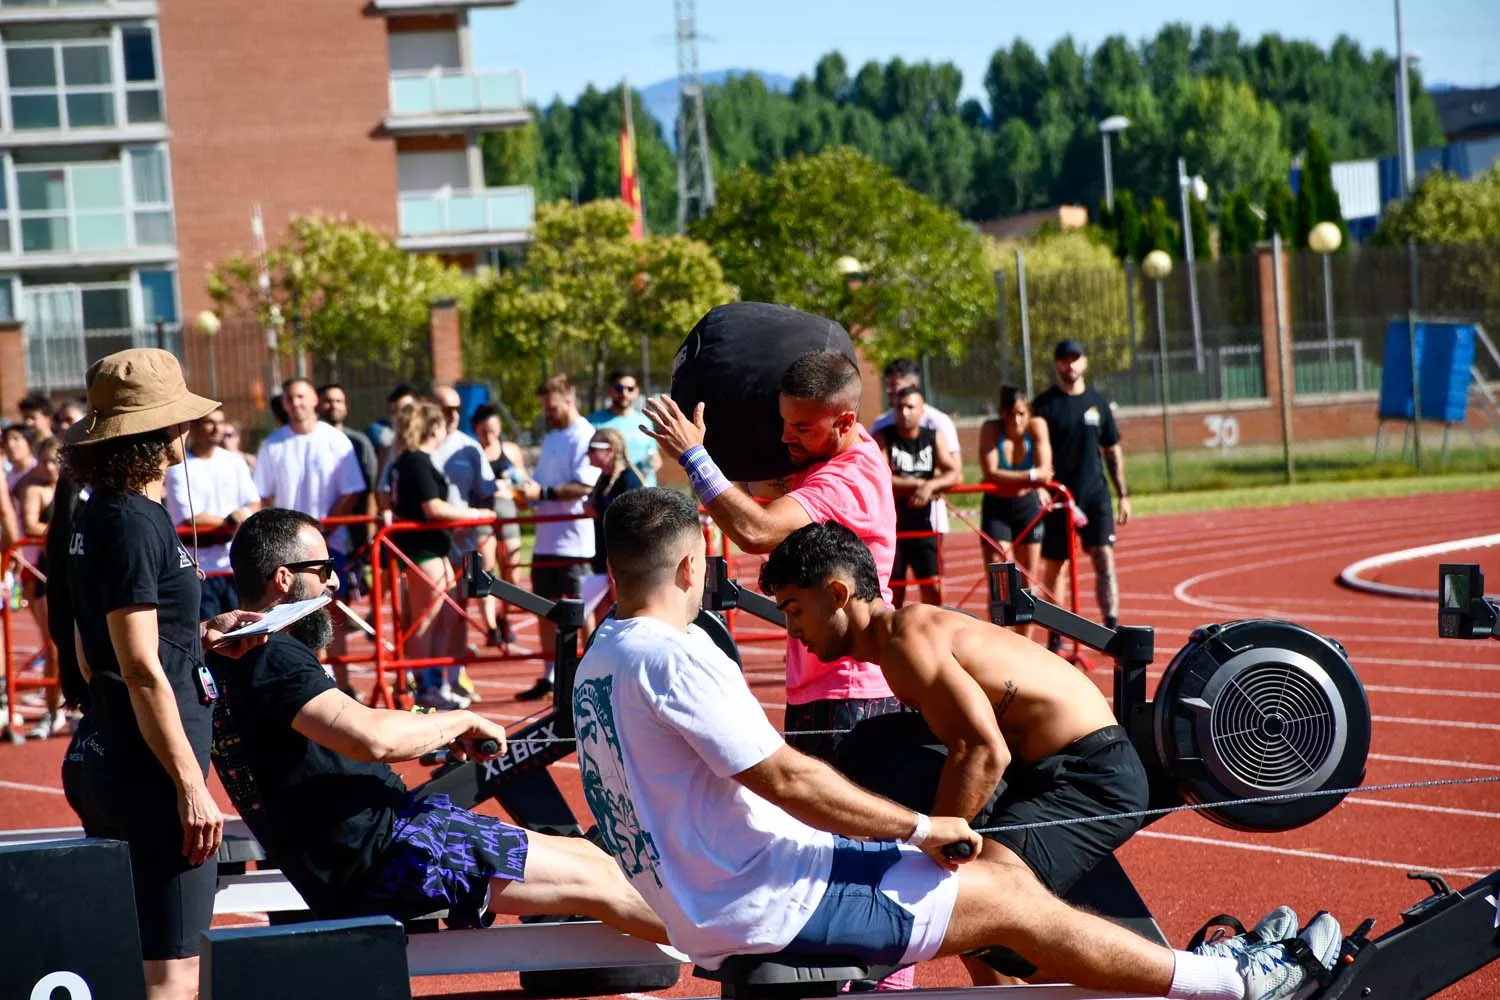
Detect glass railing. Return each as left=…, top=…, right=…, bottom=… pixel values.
left=398, top=186, right=534, bottom=237
left=0, top=1, right=133, bottom=8
left=388, top=69, right=524, bottom=117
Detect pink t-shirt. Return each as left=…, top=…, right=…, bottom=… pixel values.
left=783, top=426, right=897, bottom=705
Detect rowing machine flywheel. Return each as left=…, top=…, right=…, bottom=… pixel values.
left=1152, top=620, right=1371, bottom=832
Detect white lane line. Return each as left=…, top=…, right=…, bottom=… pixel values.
left=1365, top=684, right=1500, bottom=700
left=1373, top=715, right=1500, bottom=731
left=1353, top=656, right=1500, bottom=673
left=1338, top=533, right=1500, bottom=601
left=0, top=779, right=64, bottom=796
left=1347, top=798, right=1500, bottom=821
left=1369, top=753, right=1500, bottom=772
left=1134, top=830, right=1487, bottom=878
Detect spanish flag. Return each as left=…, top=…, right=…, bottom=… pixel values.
left=620, top=81, right=645, bottom=240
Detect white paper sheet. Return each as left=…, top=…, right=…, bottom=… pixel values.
left=211, top=596, right=332, bottom=647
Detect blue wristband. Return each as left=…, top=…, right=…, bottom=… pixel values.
left=681, top=445, right=732, bottom=504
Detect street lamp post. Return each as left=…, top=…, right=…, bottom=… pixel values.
left=1098, top=115, right=1130, bottom=215
left=1142, top=249, right=1175, bottom=490
left=194, top=310, right=222, bottom=401
left=1177, top=157, right=1207, bottom=373
left=1309, top=221, right=1344, bottom=377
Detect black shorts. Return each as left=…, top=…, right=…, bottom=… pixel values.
left=531, top=557, right=590, bottom=600
left=834, top=714, right=1148, bottom=896
left=1041, top=490, right=1115, bottom=561
left=891, top=536, right=940, bottom=583
left=62, top=720, right=216, bottom=961
left=980, top=495, right=1044, bottom=549
left=783, top=696, right=911, bottom=764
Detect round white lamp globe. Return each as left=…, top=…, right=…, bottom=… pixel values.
left=1142, top=250, right=1174, bottom=281
left=194, top=310, right=222, bottom=337
left=1308, top=221, right=1343, bottom=255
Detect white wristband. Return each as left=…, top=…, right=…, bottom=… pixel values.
left=902, top=813, right=931, bottom=847
left=1027, top=467, right=1038, bottom=482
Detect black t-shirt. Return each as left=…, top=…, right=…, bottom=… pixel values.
left=589, top=467, right=644, bottom=574
left=209, top=632, right=410, bottom=915
left=69, top=489, right=209, bottom=773
left=881, top=426, right=939, bottom=533
left=389, top=450, right=451, bottom=560
left=1031, top=386, right=1120, bottom=503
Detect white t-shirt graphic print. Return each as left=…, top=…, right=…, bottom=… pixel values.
left=573, top=616, right=834, bottom=969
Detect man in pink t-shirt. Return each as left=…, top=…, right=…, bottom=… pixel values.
left=644, top=351, right=903, bottom=762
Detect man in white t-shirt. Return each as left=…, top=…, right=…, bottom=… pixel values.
left=573, top=487, right=1342, bottom=1000
left=869, top=358, right=961, bottom=536
left=517, top=374, right=601, bottom=701
left=165, top=408, right=260, bottom=620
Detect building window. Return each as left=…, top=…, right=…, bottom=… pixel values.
left=128, top=146, right=171, bottom=245
left=137, top=268, right=176, bottom=324
left=120, top=25, right=162, bottom=125
left=16, top=162, right=125, bottom=253
left=4, top=31, right=165, bottom=132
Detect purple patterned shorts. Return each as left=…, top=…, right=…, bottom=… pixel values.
left=783, top=696, right=913, bottom=763
left=363, top=793, right=529, bottom=927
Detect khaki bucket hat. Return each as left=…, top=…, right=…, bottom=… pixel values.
left=66, top=348, right=220, bottom=446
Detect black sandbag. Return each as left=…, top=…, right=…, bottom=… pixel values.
left=670, top=302, right=858, bottom=484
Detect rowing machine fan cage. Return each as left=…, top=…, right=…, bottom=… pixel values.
left=1151, top=620, right=1371, bottom=832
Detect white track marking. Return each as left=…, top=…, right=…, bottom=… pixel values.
left=1373, top=715, right=1500, bottom=731
left=1364, top=684, right=1500, bottom=699
left=1369, top=753, right=1500, bottom=772
left=1338, top=533, right=1500, bottom=600
left=1351, top=656, right=1500, bottom=673
left=1347, top=797, right=1500, bottom=821
left=1134, top=830, right=1488, bottom=877
left=0, top=779, right=63, bottom=796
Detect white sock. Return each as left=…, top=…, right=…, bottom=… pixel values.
left=543, top=661, right=555, bottom=684
left=1168, top=950, right=1245, bottom=1000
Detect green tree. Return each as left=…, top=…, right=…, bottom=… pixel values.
left=1262, top=177, right=1294, bottom=241
left=992, top=118, right=1041, bottom=212
left=692, top=147, right=991, bottom=363
left=1139, top=196, right=1180, bottom=259
left=1171, top=77, right=1287, bottom=207
left=1374, top=165, right=1500, bottom=245
left=206, top=214, right=470, bottom=366
left=1188, top=193, right=1213, bottom=260
left=1293, top=124, right=1346, bottom=251
left=1112, top=190, right=1142, bottom=261
left=1219, top=188, right=1260, bottom=257
left=986, top=229, right=1140, bottom=385
left=469, top=200, right=736, bottom=419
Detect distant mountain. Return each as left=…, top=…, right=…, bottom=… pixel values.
left=639, top=68, right=795, bottom=146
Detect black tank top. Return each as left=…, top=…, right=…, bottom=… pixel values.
left=885, top=427, right=938, bottom=533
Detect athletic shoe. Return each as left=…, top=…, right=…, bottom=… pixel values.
left=1194, top=906, right=1299, bottom=962
left=1241, top=912, right=1341, bottom=1000
left=515, top=678, right=553, bottom=702
left=28, top=710, right=69, bottom=741
left=455, top=667, right=482, bottom=705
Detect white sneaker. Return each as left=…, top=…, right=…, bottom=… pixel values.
left=1195, top=906, right=1300, bottom=962
left=414, top=685, right=470, bottom=711
left=1241, top=912, right=1341, bottom=1000
left=29, top=710, right=69, bottom=740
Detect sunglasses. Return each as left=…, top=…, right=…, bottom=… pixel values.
left=611, top=382, right=638, bottom=393
left=280, top=558, right=335, bottom=583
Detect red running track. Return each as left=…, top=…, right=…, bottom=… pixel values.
left=1, top=488, right=1496, bottom=999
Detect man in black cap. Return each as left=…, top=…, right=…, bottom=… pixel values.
left=1030, top=340, right=1130, bottom=650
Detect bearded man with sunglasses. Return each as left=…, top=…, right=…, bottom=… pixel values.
left=205, top=508, right=669, bottom=937
left=587, top=368, right=661, bottom=486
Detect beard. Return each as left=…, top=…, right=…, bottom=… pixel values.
left=284, top=577, right=335, bottom=653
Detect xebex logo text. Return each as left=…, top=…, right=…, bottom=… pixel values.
left=481, top=721, right=559, bottom=780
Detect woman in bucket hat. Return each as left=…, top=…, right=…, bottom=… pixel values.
left=60, top=348, right=263, bottom=1000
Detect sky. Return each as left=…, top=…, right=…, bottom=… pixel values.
left=471, top=0, right=1500, bottom=108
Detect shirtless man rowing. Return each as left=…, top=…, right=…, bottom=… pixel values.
left=758, top=520, right=1144, bottom=902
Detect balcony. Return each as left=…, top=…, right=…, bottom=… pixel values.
left=0, top=0, right=158, bottom=24
left=385, top=69, right=529, bottom=134
left=396, top=185, right=533, bottom=251
left=372, top=0, right=516, bottom=11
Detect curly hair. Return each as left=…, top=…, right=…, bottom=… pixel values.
left=759, top=521, right=882, bottom=601
left=63, top=429, right=172, bottom=493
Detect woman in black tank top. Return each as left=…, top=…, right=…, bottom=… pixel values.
left=977, top=386, right=1052, bottom=633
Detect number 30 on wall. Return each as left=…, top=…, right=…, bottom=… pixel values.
left=1203, top=414, right=1240, bottom=449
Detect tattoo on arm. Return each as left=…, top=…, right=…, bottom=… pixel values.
left=994, top=679, right=1018, bottom=724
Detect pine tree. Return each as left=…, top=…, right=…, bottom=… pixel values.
left=1188, top=195, right=1213, bottom=260
left=1298, top=125, right=1348, bottom=251
left=1220, top=189, right=1261, bottom=257
left=1139, top=196, right=1180, bottom=259
left=1262, top=178, right=1294, bottom=242
left=1113, top=190, right=1141, bottom=262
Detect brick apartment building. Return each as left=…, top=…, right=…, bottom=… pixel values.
left=0, top=0, right=534, bottom=407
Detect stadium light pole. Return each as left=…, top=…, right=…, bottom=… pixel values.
left=1176, top=158, right=1208, bottom=373
left=1142, top=250, right=1175, bottom=490
left=1098, top=115, right=1130, bottom=214
left=194, top=310, right=221, bottom=401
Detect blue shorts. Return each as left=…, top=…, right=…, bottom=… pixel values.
left=786, top=837, right=957, bottom=967
left=361, top=793, right=529, bottom=926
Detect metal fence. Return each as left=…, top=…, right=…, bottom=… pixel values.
left=928, top=241, right=1500, bottom=418
left=26, top=324, right=185, bottom=397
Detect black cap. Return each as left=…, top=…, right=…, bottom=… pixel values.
left=1054, top=339, right=1086, bottom=360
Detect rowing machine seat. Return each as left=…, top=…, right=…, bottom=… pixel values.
left=697, top=953, right=898, bottom=999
